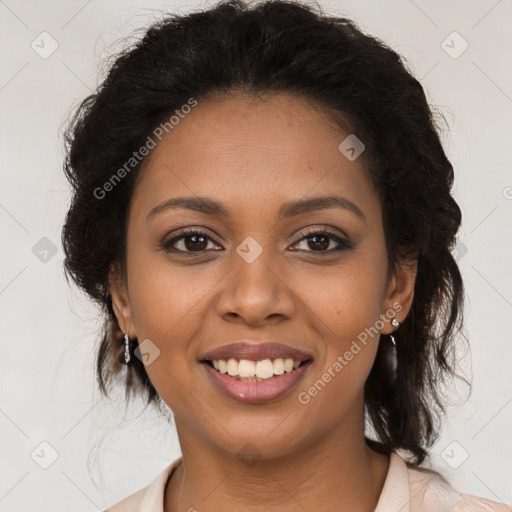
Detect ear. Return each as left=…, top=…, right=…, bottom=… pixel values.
left=108, top=262, right=136, bottom=339
left=381, top=256, right=417, bottom=335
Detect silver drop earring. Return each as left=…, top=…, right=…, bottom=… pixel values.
left=390, top=317, right=400, bottom=346
left=124, top=333, right=131, bottom=364
left=387, top=317, right=400, bottom=381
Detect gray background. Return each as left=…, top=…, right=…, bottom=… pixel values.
left=1, top=0, right=511, bottom=510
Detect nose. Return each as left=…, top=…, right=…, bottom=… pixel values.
left=216, top=245, right=296, bottom=327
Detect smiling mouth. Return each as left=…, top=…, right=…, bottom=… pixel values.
left=201, top=358, right=312, bottom=382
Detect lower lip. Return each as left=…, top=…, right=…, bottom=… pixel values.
left=202, top=361, right=312, bottom=403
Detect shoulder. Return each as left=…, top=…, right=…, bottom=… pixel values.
left=405, top=461, right=511, bottom=511
left=453, top=494, right=512, bottom=511
left=104, top=486, right=147, bottom=512
left=103, top=457, right=182, bottom=512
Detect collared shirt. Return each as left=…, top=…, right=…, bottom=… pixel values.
left=105, top=452, right=511, bottom=511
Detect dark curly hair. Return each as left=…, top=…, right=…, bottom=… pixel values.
left=61, top=0, right=468, bottom=465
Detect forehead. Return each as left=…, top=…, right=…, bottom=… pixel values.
left=130, top=93, right=380, bottom=224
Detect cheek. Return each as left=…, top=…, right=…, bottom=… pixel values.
left=127, top=250, right=218, bottom=343
left=124, top=254, right=212, bottom=394
left=296, top=273, right=383, bottom=424
left=304, top=254, right=387, bottom=344
left=298, top=252, right=386, bottom=397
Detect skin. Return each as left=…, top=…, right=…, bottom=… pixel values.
left=110, top=92, right=417, bottom=512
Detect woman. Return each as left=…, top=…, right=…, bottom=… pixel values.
left=60, top=0, right=511, bottom=510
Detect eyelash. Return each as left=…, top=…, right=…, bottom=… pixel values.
left=160, top=227, right=352, bottom=255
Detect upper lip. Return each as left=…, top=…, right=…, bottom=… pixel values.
left=199, top=341, right=314, bottom=362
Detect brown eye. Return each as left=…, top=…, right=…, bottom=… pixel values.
left=161, top=228, right=220, bottom=253
left=291, top=228, right=351, bottom=253
left=182, top=233, right=209, bottom=251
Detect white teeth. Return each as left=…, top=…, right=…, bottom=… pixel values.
left=256, top=359, right=274, bottom=379
left=209, top=357, right=306, bottom=379
left=284, top=358, right=294, bottom=373
left=218, top=359, right=228, bottom=374
left=273, top=358, right=285, bottom=375
left=227, top=358, right=238, bottom=376
left=238, top=359, right=256, bottom=377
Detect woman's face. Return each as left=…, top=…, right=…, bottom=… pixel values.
left=111, top=93, right=416, bottom=459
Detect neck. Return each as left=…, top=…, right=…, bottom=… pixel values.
left=165, top=403, right=389, bottom=512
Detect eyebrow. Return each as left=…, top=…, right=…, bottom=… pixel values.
left=146, top=195, right=366, bottom=223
